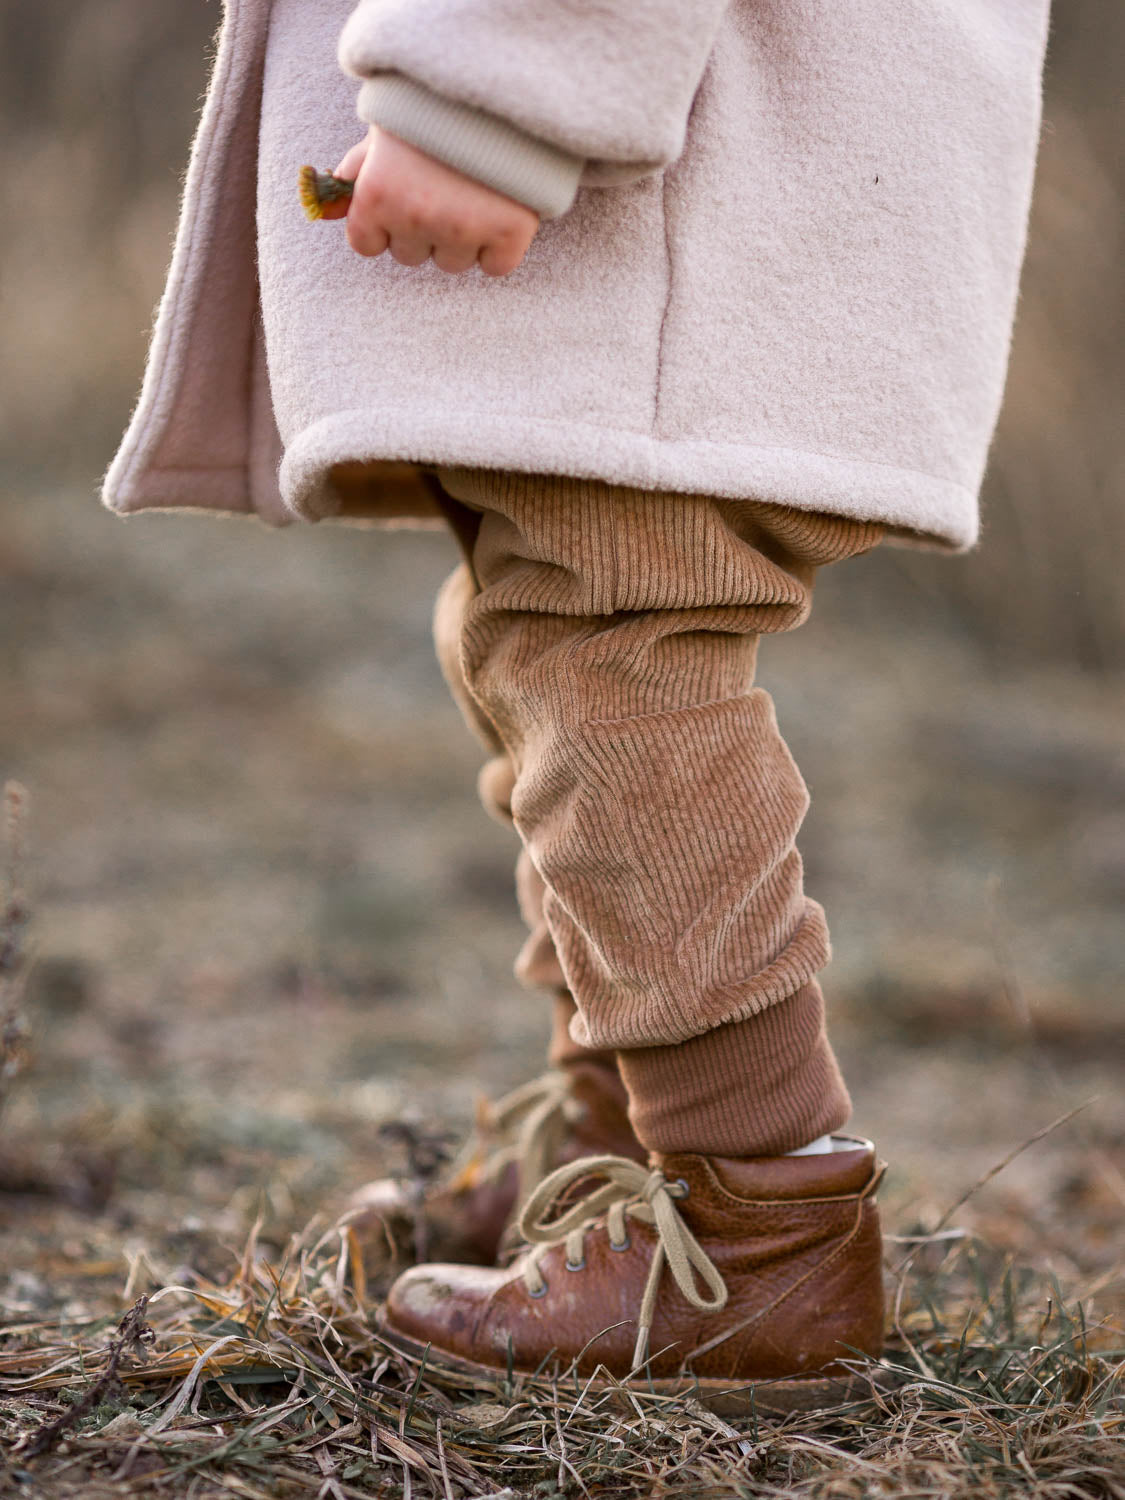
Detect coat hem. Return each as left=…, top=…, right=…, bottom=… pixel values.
left=276, top=408, right=978, bottom=551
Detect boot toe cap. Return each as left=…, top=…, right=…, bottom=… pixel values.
left=384, top=1263, right=508, bottom=1359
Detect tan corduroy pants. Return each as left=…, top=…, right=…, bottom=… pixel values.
left=431, top=467, right=883, bottom=1158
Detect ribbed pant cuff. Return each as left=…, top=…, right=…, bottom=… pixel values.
left=616, top=983, right=851, bottom=1157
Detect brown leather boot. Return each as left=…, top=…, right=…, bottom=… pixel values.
left=378, top=1138, right=887, bottom=1413
left=344, top=1062, right=644, bottom=1268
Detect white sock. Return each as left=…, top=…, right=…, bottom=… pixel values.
left=786, top=1133, right=838, bottom=1156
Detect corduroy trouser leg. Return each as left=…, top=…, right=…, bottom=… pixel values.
left=432, top=559, right=618, bottom=1072
left=432, top=467, right=882, bottom=1158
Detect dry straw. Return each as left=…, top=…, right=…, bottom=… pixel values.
left=2, top=1200, right=1122, bottom=1498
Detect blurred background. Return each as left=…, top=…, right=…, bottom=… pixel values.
left=0, top=1, right=1121, bottom=1311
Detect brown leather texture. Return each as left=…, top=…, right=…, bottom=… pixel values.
left=346, top=1062, right=643, bottom=1267
left=382, top=1141, right=886, bottom=1382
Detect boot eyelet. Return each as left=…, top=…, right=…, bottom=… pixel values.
left=673, top=1178, right=690, bottom=1199
left=528, top=1281, right=549, bottom=1299
left=609, top=1235, right=630, bottom=1253
left=565, top=1257, right=585, bottom=1272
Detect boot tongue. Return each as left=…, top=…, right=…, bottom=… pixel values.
left=653, top=1139, right=879, bottom=1202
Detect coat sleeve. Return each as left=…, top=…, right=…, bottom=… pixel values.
left=337, top=0, right=732, bottom=218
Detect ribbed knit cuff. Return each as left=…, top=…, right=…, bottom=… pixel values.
left=357, top=74, right=585, bottom=219
left=617, top=983, right=852, bottom=1158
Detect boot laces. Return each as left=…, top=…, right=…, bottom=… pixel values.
left=516, top=1155, right=728, bottom=1370
left=448, top=1070, right=581, bottom=1208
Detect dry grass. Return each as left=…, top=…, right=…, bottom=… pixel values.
left=2, top=1184, right=1122, bottom=1498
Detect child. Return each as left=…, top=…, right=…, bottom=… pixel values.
left=104, top=0, right=1050, bottom=1409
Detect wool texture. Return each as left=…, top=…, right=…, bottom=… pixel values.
left=338, top=0, right=731, bottom=182
left=431, top=467, right=875, bottom=1156
left=103, top=0, right=1048, bottom=550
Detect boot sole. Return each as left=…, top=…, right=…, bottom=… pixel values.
left=375, top=1312, right=892, bottom=1416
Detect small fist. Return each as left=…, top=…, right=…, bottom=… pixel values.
left=321, top=126, right=539, bottom=277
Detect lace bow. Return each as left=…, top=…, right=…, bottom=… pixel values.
left=448, top=1070, right=579, bottom=1210
left=516, top=1155, right=728, bottom=1369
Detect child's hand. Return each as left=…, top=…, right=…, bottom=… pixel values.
left=321, top=126, right=539, bottom=277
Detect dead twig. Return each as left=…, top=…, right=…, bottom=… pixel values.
left=17, top=1296, right=156, bottom=1458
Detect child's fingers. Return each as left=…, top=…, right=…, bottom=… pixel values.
left=346, top=215, right=390, bottom=258
left=432, top=242, right=483, bottom=274
left=332, top=139, right=369, bottom=182
left=387, top=233, right=435, bottom=268
left=315, top=138, right=367, bottom=221
left=321, top=124, right=539, bottom=275
left=478, top=229, right=534, bottom=278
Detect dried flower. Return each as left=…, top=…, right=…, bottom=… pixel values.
left=298, top=165, right=355, bottom=221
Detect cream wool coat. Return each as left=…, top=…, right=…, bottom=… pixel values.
left=103, top=0, right=1049, bottom=549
